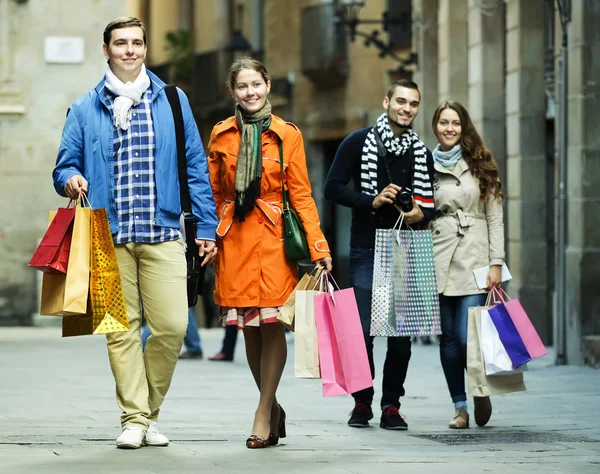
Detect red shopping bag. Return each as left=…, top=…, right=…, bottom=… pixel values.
left=29, top=206, right=75, bottom=274
left=314, top=273, right=373, bottom=397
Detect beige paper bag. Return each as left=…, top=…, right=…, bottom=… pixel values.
left=467, top=306, right=527, bottom=397
left=40, top=205, right=91, bottom=316
left=294, top=289, right=322, bottom=378
left=279, top=265, right=323, bottom=331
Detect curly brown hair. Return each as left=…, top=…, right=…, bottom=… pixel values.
left=432, top=101, right=503, bottom=201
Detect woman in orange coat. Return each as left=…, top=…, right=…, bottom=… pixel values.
left=208, top=58, right=332, bottom=449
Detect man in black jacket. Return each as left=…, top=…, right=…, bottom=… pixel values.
left=324, top=79, right=435, bottom=430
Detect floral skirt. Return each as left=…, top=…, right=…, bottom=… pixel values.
left=220, top=306, right=282, bottom=329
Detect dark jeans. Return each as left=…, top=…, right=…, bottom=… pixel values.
left=439, top=293, right=487, bottom=403
left=349, top=247, right=412, bottom=410
left=220, top=324, right=238, bottom=356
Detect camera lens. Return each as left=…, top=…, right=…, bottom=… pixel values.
left=396, top=190, right=413, bottom=213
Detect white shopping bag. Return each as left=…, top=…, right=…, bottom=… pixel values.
left=479, top=309, right=528, bottom=376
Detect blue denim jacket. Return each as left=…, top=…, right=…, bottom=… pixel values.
left=53, top=70, right=217, bottom=241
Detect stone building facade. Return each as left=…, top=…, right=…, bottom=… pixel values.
left=0, top=0, right=137, bottom=325
left=2, top=0, right=598, bottom=365
left=144, top=0, right=599, bottom=365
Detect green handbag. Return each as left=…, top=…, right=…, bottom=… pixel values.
left=279, top=141, right=310, bottom=262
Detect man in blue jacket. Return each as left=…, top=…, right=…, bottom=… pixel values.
left=53, top=17, right=218, bottom=449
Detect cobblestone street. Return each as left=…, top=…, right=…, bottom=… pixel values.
left=0, top=327, right=598, bottom=473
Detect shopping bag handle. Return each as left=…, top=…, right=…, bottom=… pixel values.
left=317, top=271, right=328, bottom=293
left=73, top=192, right=93, bottom=209
left=313, top=270, right=327, bottom=291
left=317, top=271, right=341, bottom=304
left=307, top=266, right=326, bottom=291
left=485, top=290, right=499, bottom=308
left=309, top=264, right=324, bottom=277
left=392, top=212, right=415, bottom=232
left=492, top=286, right=510, bottom=302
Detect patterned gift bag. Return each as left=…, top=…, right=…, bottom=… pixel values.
left=62, top=208, right=129, bottom=336
left=393, top=228, right=442, bottom=337
left=370, top=229, right=400, bottom=336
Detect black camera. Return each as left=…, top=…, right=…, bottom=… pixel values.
left=395, top=187, right=413, bottom=213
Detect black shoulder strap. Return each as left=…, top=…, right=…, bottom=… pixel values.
left=164, top=85, right=193, bottom=218
left=372, top=126, right=386, bottom=157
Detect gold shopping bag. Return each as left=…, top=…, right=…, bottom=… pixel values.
left=40, top=203, right=92, bottom=316
left=62, top=208, right=129, bottom=336
left=278, top=265, right=323, bottom=331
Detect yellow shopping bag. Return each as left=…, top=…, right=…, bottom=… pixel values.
left=62, top=207, right=129, bottom=336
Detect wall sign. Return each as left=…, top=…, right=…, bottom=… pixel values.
left=44, top=36, right=85, bottom=64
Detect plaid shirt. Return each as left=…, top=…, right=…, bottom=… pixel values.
left=104, top=89, right=180, bottom=245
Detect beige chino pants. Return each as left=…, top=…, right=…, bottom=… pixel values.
left=106, top=239, right=188, bottom=429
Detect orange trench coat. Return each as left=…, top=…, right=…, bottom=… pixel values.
left=207, top=114, right=331, bottom=308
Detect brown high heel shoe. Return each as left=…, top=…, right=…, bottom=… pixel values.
left=246, top=435, right=269, bottom=449
left=268, top=405, right=286, bottom=446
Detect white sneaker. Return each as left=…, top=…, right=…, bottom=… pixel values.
left=146, top=422, right=169, bottom=447
left=116, top=427, right=146, bottom=449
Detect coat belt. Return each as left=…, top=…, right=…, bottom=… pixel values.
left=436, top=209, right=485, bottom=236
left=217, top=192, right=283, bottom=238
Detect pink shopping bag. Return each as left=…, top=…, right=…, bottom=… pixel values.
left=314, top=273, right=373, bottom=397
left=495, top=288, right=548, bottom=360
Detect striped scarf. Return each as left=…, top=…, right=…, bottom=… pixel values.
left=234, top=101, right=272, bottom=221
left=360, top=113, right=434, bottom=209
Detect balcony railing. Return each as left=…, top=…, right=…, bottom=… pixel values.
left=301, top=3, right=349, bottom=86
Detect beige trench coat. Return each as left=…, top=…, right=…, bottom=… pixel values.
left=431, top=158, right=505, bottom=296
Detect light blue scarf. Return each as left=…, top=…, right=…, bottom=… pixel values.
left=432, top=144, right=462, bottom=169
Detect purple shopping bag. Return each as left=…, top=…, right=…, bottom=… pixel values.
left=314, top=275, right=373, bottom=397
left=495, top=288, right=548, bottom=360
left=487, top=302, right=531, bottom=368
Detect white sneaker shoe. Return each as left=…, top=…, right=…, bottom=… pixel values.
left=116, top=427, right=146, bottom=449
left=146, top=422, right=169, bottom=447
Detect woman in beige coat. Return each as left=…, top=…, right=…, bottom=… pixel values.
left=430, top=101, right=504, bottom=430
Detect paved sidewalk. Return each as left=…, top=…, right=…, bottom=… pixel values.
left=0, top=327, right=599, bottom=474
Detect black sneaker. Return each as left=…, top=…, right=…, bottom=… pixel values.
left=348, top=403, right=373, bottom=428
left=380, top=407, right=408, bottom=430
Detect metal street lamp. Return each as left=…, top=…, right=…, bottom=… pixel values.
left=333, top=0, right=417, bottom=71
left=225, top=29, right=253, bottom=54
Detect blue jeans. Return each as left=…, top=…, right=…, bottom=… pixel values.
left=439, top=293, right=487, bottom=403
left=142, top=307, right=201, bottom=354
left=349, top=247, right=412, bottom=410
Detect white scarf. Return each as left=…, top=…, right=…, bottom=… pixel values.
left=104, top=64, right=151, bottom=130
